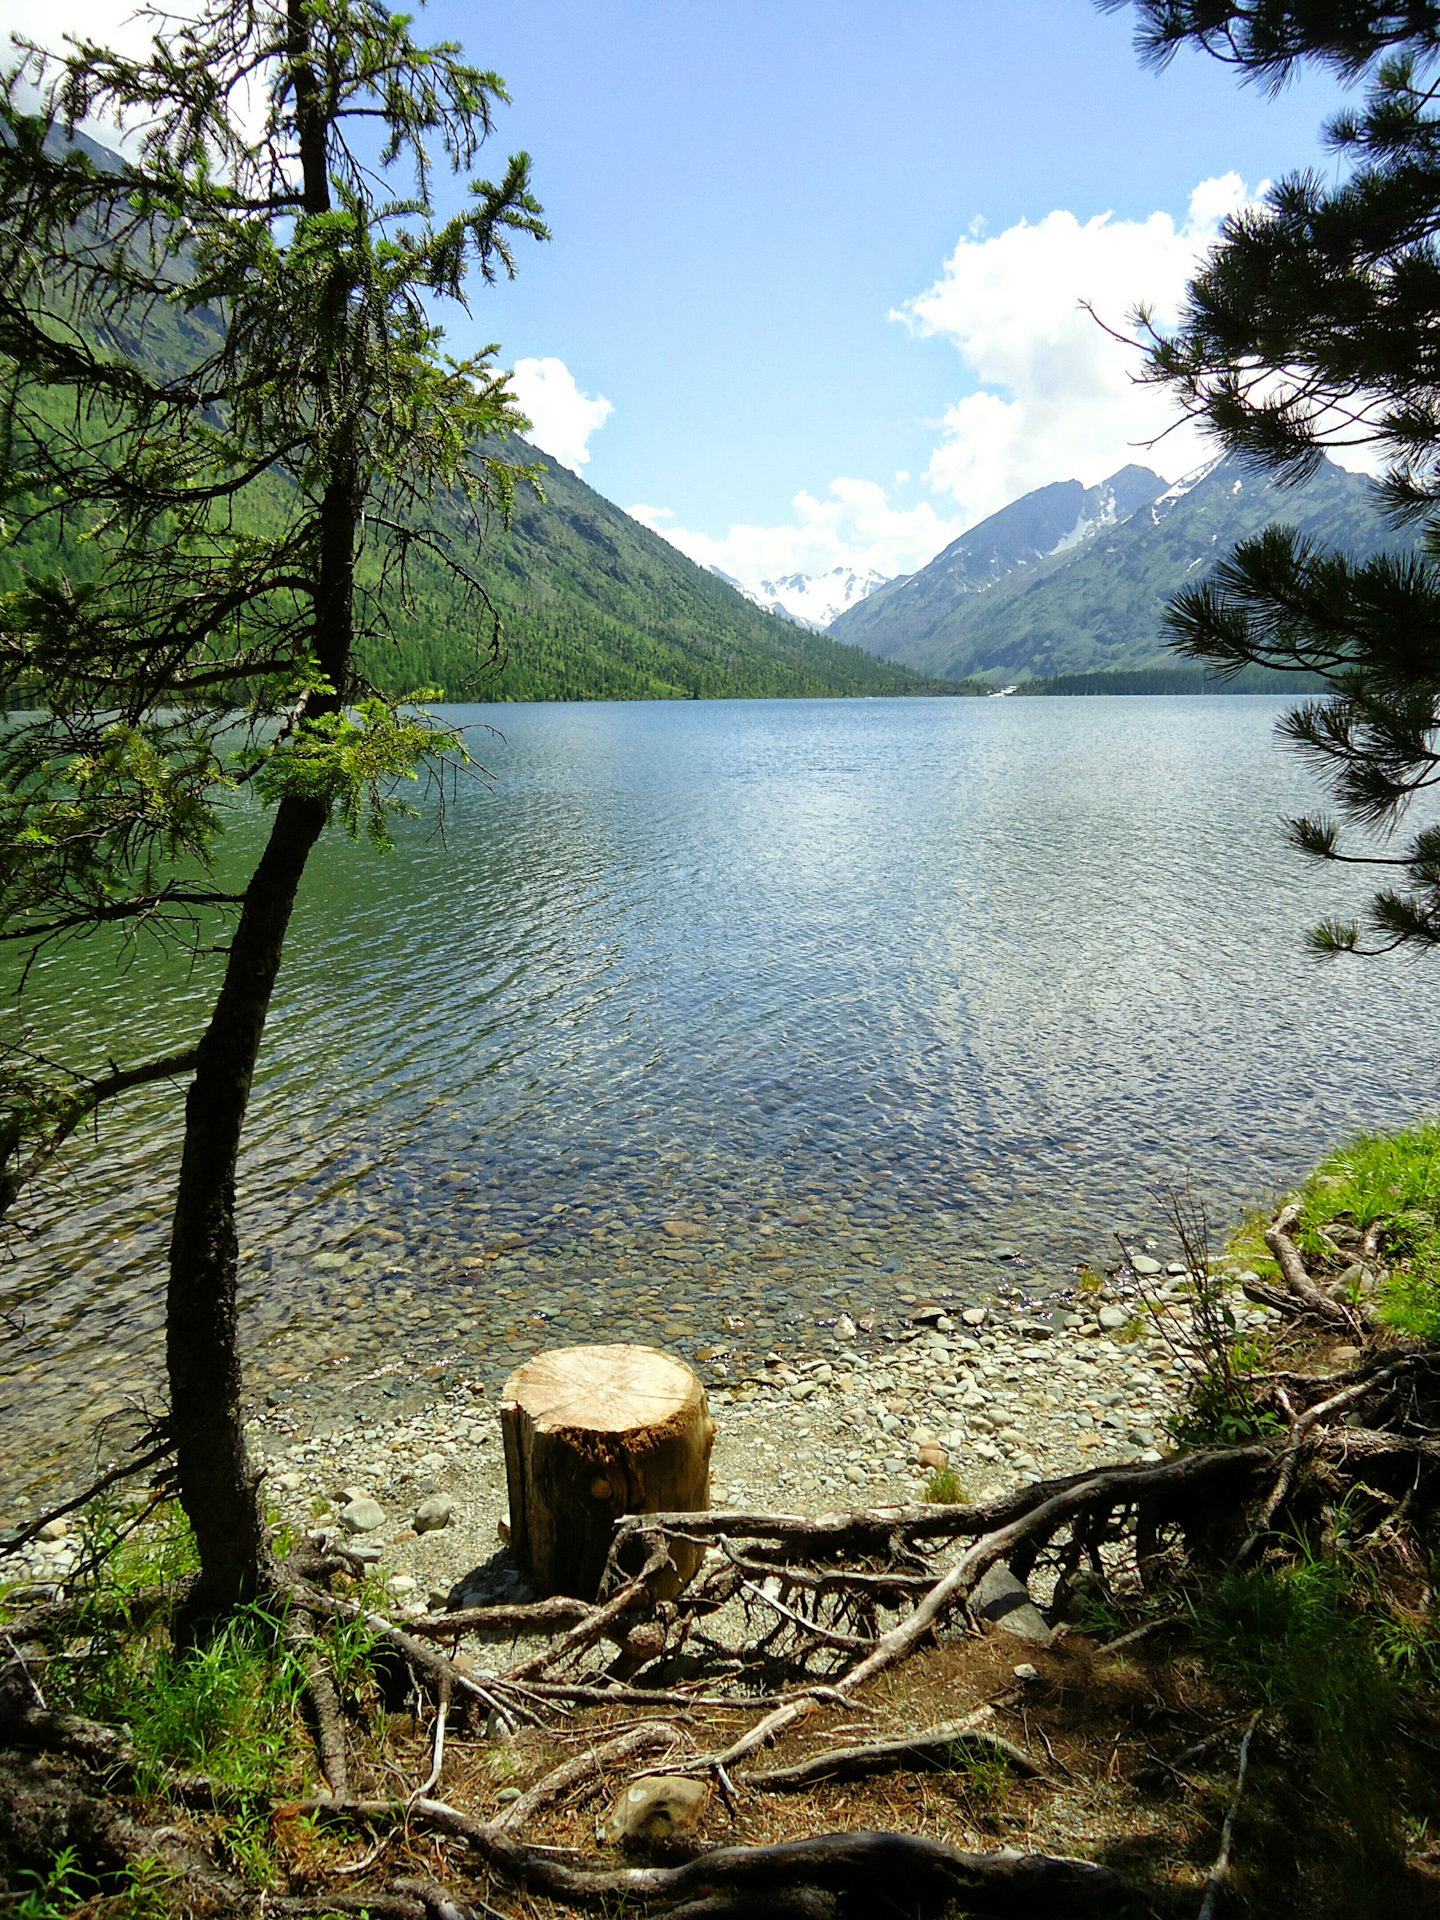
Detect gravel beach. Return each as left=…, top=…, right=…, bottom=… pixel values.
left=2, top=1269, right=1282, bottom=1603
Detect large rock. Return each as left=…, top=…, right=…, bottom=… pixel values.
left=338, top=1497, right=385, bottom=1534
left=601, top=1775, right=710, bottom=1844
left=414, top=1494, right=453, bottom=1534
left=970, top=1564, right=1051, bottom=1642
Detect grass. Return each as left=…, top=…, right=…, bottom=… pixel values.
left=1230, top=1117, right=1440, bottom=1341
left=1193, top=1546, right=1407, bottom=1865
left=923, top=1467, right=968, bottom=1504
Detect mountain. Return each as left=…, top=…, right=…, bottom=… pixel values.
left=713, top=565, right=892, bottom=632
left=7, top=131, right=957, bottom=706
left=363, top=446, right=956, bottom=701
left=829, top=453, right=1402, bottom=683
left=831, top=464, right=1165, bottom=658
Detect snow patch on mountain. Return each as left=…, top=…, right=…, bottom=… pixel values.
left=711, top=565, right=893, bottom=631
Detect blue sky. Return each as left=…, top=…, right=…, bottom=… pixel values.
left=12, top=0, right=1350, bottom=582
left=422, top=0, right=1347, bottom=582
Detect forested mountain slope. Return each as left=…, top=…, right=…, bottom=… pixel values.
left=364, top=437, right=959, bottom=701
left=4, top=130, right=956, bottom=704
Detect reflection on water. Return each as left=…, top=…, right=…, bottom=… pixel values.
left=3, top=695, right=1437, bottom=1499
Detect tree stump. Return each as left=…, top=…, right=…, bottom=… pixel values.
left=500, top=1344, right=715, bottom=1601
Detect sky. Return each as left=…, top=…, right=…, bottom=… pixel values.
left=3, top=0, right=1353, bottom=586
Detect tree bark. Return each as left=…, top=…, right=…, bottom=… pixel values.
left=165, top=2, right=358, bottom=1610
left=166, top=792, right=328, bottom=1607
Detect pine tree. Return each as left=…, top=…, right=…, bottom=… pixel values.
left=1108, top=2, right=1440, bottom=952
left=0, top=0, right=545, bottom=1607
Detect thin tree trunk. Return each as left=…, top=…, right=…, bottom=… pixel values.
left=167, top=470, right=357, bottom=1605
left=166, top=793, right=326, bottom=1607
left=166, top=3, right=358, bottom=1609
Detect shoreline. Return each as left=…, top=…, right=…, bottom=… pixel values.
left=1, top=1265, right=1283, bottom=1606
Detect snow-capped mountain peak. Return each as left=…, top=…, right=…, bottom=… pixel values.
left=711, top=564, right=892, bottom=631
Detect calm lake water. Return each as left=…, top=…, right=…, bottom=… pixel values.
left=4, top=695, right=1437, bottom=1498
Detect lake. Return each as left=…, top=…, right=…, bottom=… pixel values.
left=3, top=694, right=1436, bottom=1499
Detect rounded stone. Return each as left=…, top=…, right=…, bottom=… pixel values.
left=414, top=1494, right=454, bottom=1534
left=339, top=1496, right=386, bottom=1534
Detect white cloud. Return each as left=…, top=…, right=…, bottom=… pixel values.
left=509, top=357, right=612, bottom=472
left=898, top=174, right=1259, bottom=525
left=641, top=177, right=1266, bottom=595
left=628, top=478, right=963, bottom=589
left=0, top=0, right=150, bottom=58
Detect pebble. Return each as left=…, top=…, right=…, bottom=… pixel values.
left=4, top=1253, right=1235, bottom=1601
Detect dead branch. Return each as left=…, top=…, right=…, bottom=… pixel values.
left=0, top=1443, right=171, bottom=1554
left=409, top=1679, right=449, bottom=1806
left=1196, top=1710, right=1262, bottom=1920
left=732, top=1575, right=875, bottom=1655
left=1264, top=1202, right=1361, bottom=1332
left=744, top=1711, right=1046, bottom=1789
left=1094, top=1616, right=1186, bottom=1656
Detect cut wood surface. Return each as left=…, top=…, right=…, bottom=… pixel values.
left=501, top=1344, right=714, bottom=1600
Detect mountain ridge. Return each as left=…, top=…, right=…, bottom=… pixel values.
left=829, top=452, right=1402, bottom=682
left=8, top=129, right=961, bottom=706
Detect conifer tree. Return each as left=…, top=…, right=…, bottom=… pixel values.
left=0, top=0, right=545, bottom=1606
left=1109, top=1, right=1440, bottom=952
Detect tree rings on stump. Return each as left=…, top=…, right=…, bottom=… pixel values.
left=500, top=1343, right=715, bottom=1601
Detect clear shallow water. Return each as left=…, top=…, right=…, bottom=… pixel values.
left=4, top=695, right=1437, bottom=1498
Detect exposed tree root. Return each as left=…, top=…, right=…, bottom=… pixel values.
left=303, top=1800, right=1127, bottom=1917
left=743, top=1711, right=1045, bottom=1789
left=488, top=1721, right=684, bottom=1832
left=1264, top=1202, right=1364, bottom=1333
left=7, top=1192, right=1439, bottom=1916
left=284, top=1603, right=349, bottom=1798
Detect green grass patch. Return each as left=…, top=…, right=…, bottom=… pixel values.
left=1227, top=1117, right=1440, bottom=1341
left=1194, top=1550, right=1406, bottom=1863
left=923, top=1467, right=968, bottom=1504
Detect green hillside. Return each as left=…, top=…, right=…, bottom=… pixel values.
left=3, top=128, right=957, bottom=706
left=359, top=436, right=961, bottom=701
left=831, top=453, right=1404, bottom=684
